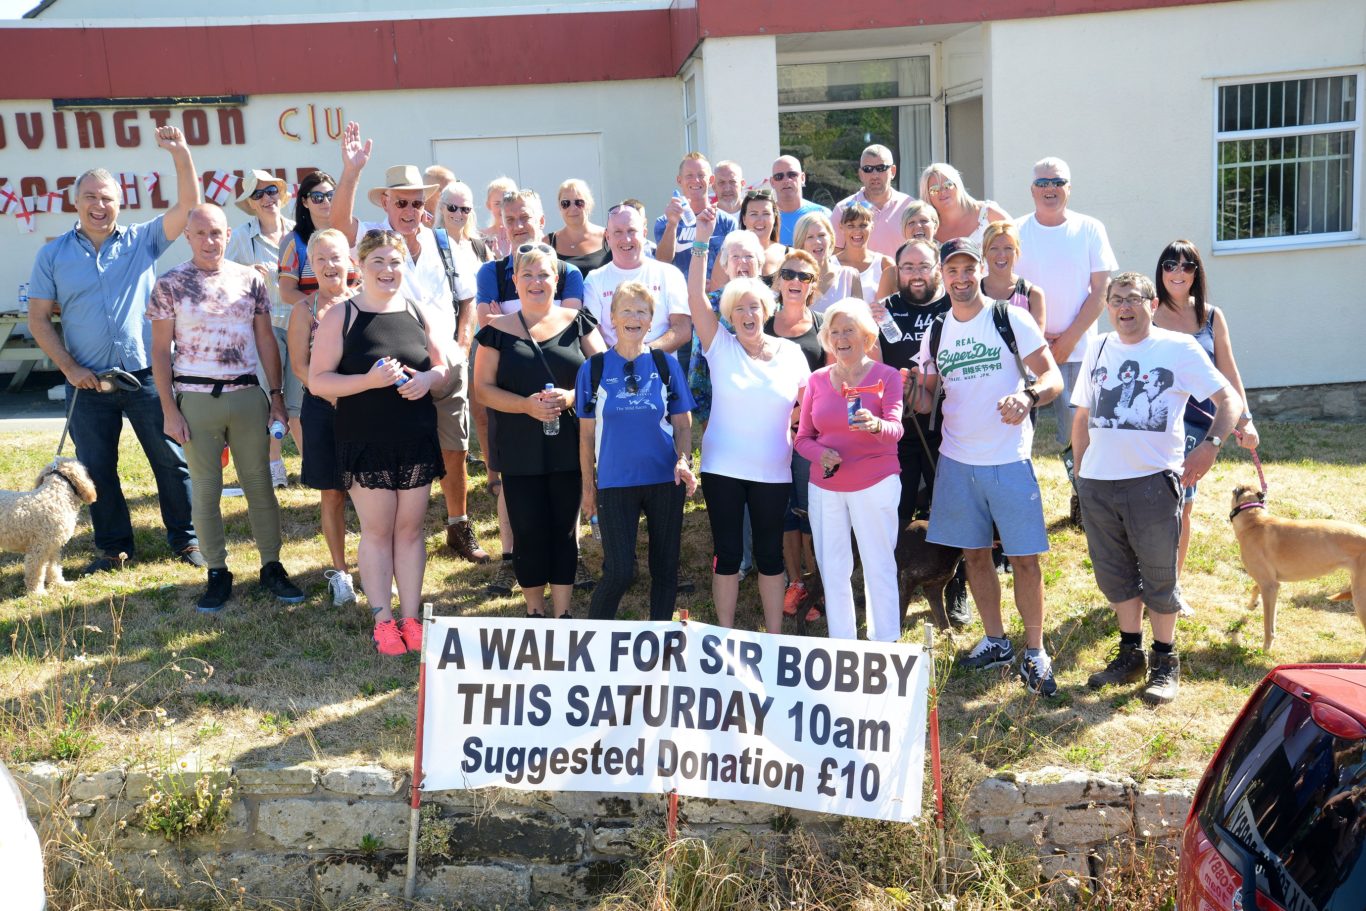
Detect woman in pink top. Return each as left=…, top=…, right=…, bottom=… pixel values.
left=795, top=299, right=905, bottom=642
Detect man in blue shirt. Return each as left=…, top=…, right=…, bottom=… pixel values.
left=27, top=125, right=203, bottom=574
left=771, top=154, right=830, bottom=246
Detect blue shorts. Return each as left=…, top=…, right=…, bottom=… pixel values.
left=1181, top=429, right=1205, bottom=503
left=927, top=455, right=1049, bottom=556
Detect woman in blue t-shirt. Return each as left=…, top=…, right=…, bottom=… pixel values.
left=577, top=281, right=697, bottom=620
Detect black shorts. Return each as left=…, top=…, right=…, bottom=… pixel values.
left=300, top=391, right=343, bottom=490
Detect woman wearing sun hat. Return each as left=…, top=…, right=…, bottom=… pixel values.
left=227, top=169, right=299, bottom=486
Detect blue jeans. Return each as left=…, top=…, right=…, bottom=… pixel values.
left=67, top=374, right=196, bottom=557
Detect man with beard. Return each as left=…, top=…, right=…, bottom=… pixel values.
left=913, top=239, right=1063, bottom=696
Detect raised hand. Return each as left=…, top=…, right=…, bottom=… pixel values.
left=341, top=121, right=372, bottom=171
left=155, top=125, right=189, bottom=154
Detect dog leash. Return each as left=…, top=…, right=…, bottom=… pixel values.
left=1187, top=402, right=1268, bottom=498
left=55, top=369, right=144, bottom=459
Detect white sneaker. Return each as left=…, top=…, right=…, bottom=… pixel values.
left=325, top=569, right=357, bottom=607
left=270, top=460, right=287, bottom=488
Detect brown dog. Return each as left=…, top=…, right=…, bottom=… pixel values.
left=1228, top=484, right=1366, bottom=659
left=897, top=519, right=963, bottom=632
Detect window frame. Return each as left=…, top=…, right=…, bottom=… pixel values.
left=1211, top=67, right=1364, bottom=254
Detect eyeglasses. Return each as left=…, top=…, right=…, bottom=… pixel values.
left=1161, top=259, right=1197, bottom=275
left=898, top=263, right=935, bottom=274
left=926, top=181, right=957, bottom=196
left=390, top=198, right=424, bottom=209
left=516, top=242, right=556, bottom=256
left=1033, top=178, right=1069, bottom=189
left=778, top=268, right=816, bottom=284
left=250, top=185, right=280, bottom=201
left=306, top=190, right=335, bottom=204
left=860, top=164, right=893, bottom=174
left=772, top=170, right=801, bottom=182
left=559, top=199, right=587, bottom=209
left=1108, top=295, right=1148, bottom=309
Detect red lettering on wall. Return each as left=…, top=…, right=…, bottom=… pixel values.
left=51, top=111, right=68, bottom=149
left=19, top=176, right=48, bottom=198
left=148, top=109, right=172, bottom=128
left=218, top=108, right=245, bottom=145
left=17, top=112, right=44, bottom=150
left=182, top=109, right=209, bottom=145
left=113, top=111, right=140, bottom=147
left=55, top=175, right=77, bottom=213
left=75, top=111, right=104, bottom=149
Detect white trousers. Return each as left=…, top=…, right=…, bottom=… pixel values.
left=809, top=473, right=902, bottom=642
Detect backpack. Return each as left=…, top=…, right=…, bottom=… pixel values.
left=928, top=299, right=1028, bottom=382
left=582, top=349, right=676, bottom=417
left=494, top=254, right=572, bottom=305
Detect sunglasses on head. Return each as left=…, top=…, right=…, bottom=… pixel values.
left=744, top=188, right=775, bottom=200
left=250, top=185, right=280, bottom=200
left=389, top=197, right=425, bottom=209
left=516, top=242, right=556, bottom=256
left=778, top=268, right=816, bottom=284
left=560, top=199, right=587, bottom=209
left=860, top=164, right=893, bottom=174
left=306, top=190, right=335, bottom=204
left=1161, top=259, right=1197, bottom=275
left=444, top=203, right=473, bottom=215
left=772, top=170, right=801, bottom=182
left=1033, top=177, right=1069, bottom=189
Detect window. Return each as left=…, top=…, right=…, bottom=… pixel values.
left=1215, top=71, right=1362, bottom=249
left=683, top=72, right=700, bottom=154
left=777, top=56, right=932, bottom=209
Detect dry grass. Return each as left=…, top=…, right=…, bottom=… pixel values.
left=1, top=418, right=1363, bottom=786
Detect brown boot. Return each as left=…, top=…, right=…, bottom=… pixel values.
left=446, top=519, right=490, bottom=564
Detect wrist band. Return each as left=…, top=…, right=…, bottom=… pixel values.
left=691, top=241, right=709, bottom=252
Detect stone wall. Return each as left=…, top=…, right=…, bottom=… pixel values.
left=17, top=762, right=827, bottom=910
left=1245, top=381, right=1364, bottom=422
left=962, top=767, right=1197, bottom=884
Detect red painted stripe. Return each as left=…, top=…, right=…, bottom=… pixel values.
left=1, top=0, right=1232, bottom=100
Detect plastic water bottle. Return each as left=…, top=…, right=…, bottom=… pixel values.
left=590, top=515, right=602, bottom=542
left=541, top=383, right=559, bottom=436
left=877, top=308, right=902, bottom=343
left=17, top=283, right=29, bottom=313
left=375, top=357, right=407, bottom=386
left=672, top=189, right=696, bottom=227
left=269, top=420, right=287, bottom=440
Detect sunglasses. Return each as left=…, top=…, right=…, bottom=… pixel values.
left=389, top=198, right=425, bottom=209
left=516, top=242, right=556, bottom=256
left=444, top=203, right=473, bottom=215
left=744, top=188, right=775, bottom=201
left=1161, top=259, right=1197, bottom=275
left=1033, top=178, right=1069, bottom=189
left=926, top=181, right=957, bottom=195
left=306, top=190, right=335, bottom=204
left=778, top=268, right=816, bottom=284
left=250, top=185, right=280, bottom=200
left=860, top=164, right=893, bottom=174
left=623, top=358, right=639, bottom=395
left=772, top=170, right=801, bottom=182
left=560, top=199, right=587, bottom=209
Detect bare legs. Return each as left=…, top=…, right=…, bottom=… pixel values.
left=348, top=484, right=430, bottom=622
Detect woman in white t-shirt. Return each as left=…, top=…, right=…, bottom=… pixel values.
left=920, top=163, right=1011, bottom=246
left=690, top=206, right=811, bottom=633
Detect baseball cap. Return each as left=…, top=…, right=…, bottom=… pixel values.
left=939, top=238, right=983, bottom=264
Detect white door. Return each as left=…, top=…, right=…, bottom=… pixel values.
left=431, top=133, right=605, bottom=227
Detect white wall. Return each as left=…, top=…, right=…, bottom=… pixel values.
left=985, top=0, right=1366, bottom=388
left=695, top=36, right=781, bottom=182
left=0, top=78, right=683, bottom=308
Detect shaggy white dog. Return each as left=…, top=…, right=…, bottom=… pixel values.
left=0, top=458, right=98, bottom=594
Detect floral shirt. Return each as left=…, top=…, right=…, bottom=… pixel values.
left=148, top=260, right=270, bottom=394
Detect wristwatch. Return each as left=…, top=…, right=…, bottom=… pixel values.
left=1023, top=386, right=1040, bottom=405
left=269, top=388, right=285, bottom=396
left=1206, top=435, right=1223, bottom=450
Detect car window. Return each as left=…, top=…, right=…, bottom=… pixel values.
left=1197, top=685, right=1366, bottom=911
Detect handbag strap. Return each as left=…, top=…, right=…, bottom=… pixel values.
left=516, top=310, right=558, bottom=387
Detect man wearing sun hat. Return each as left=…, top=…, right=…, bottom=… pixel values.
left=331, top=130, right=489, bottom=565
left=226, top=169, right=299, bottom=487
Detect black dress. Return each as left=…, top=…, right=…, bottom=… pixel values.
left=474, top=310, right=598, bottom=476
left=335, top=300, right=444, bottom=490
left=547, top=231, right=612, bottom=275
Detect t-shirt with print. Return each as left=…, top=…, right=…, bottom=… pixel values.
left=879, top=291, right=950, bottom=433
left=575, top=348, right=695, bottom=489
left=1071, top=328, right=1226, bottom=480
left=148, top=260, right=270, bottom=394
left=653, top=209, right=736, bottom=279
left=700, top=330, right=810, bottom=483
left=916, top=302, right=1047, bottom=466
left=581, top=259, right=689, bottom=347
left=1012, top=211, right=1117, bottom=362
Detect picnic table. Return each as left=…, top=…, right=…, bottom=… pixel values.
left=0, top=311, right=57, bottom=392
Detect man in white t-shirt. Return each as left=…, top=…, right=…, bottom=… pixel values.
left=1071, top=272, right=1239, bottom=706
left=1014, top=157, right=1118, bottom=521
left=583, top=206, right=691, bottom=352
left=914, top=239, right=1063, bottom=696
left=832, top=144, right=913, bottom=257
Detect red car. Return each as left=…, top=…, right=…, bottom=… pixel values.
left=1179, top=664, right=1366, bottom=911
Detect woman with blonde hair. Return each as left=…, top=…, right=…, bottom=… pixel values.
left=547, top=178, right=610, bottom=274
left=834, top=203, right=894, bottom=305
left=794, top=211, right=861, bottom=314
left=919, top=162, right=1010, bottom=245
left=308, top=229, right=450, bottom=655
left=795, top=298, right=905, bottom=641
left=980, top=220, right=1046, bottom=330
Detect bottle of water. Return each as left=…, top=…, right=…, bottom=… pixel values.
left=17, top=283, right=29, bottom=313
left=542, top=383, right=559, bottom=436
left=590, top=514, right=602, bottom=542
left=269, top=420, right=287, bottom=440
left=877, top=307, right=902, bottom=343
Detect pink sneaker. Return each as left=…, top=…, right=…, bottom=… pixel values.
left=398, top=617, right=423, bottom=653
left=373, top=619, right=405, bottom=656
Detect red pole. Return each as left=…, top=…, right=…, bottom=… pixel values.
left=925, top=622, right=947, bottom=894
left=404, top=605, right=434, bottom=901
left=666, top=608, right=689, bottom=843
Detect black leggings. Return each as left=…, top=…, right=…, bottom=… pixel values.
left=502, top=470, right=581, bottom=588
left=701, top=472, right=789, bottom=576
left=588, top=481, right=686, bottom=621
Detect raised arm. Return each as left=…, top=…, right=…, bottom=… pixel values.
left=687, top=207, right=721, bottom=351
left=157, top=126, right=201, bottom=240
left=331, top=121, right=372, bottom=247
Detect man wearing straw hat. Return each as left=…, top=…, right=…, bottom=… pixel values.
left=227, top=169, right=299, bottom=487
left=332, top=135, right=490, bottom=565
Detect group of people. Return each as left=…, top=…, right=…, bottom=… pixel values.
left=26, top=123, right=1260, bottom=703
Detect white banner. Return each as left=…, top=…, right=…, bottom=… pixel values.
left=420, top=618, right=930, bottom=821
